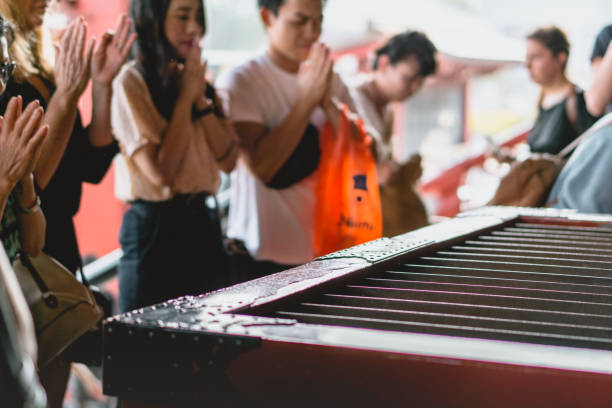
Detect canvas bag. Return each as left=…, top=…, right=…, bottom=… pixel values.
left=13, top=252, right=103, bottom=368
left=313, top=103, right=383, bottom=257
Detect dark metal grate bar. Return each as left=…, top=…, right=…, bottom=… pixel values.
left=450, top=245, right=612, bottom=262
left=514, top=223, right=612, bottom=233
left=249, top=221, right=612, bottom=351
left=503, top=227, right=612, bottom=239
left=434, top=250, right=612, bottom=268
left=463, top=240, right=612, bottom=255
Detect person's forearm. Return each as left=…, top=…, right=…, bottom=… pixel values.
left=156, top=98, right=195, bottom=186
left=15, top=175, right=46, bottom=257
left=88, top=83, right=115, bottom=148
left=250, top=97, right=316, bottom=182
left=201, top=114, right=239, bottom=173
left=587, top=41, right=612, bottom=117
left=0, top=179, right=12, bottom=220
left=34, top=90, right=78, bottom=189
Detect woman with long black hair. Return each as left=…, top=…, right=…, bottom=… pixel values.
left=113, top=0, right=238, bottom=313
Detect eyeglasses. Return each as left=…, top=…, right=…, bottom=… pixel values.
left=0, top=61, right=16, bottom=84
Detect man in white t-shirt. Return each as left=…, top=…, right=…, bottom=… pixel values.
left=216, top=0, right=354, bottom=277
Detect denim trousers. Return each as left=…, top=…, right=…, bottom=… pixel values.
left=118, top=193, right=228, bottom=313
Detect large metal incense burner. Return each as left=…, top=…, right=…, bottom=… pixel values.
left=102, top=207, right=612, bottom=407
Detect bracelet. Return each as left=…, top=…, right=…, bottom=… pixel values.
left=17, top=195, right=41, bottom=214
left=215, top=139, right=236, bottom=163
left=192, top=104, right=214, bottom=120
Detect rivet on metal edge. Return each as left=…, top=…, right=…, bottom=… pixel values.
left=171, top=334, right=176, bottom=340
left=148, top=331, right=154, bottom=337
left=107, top=327, right=112, bottom=333
left=107, top=355, right=112, bottom=360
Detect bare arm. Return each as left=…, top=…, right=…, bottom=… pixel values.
left=0, top=180, right=10, bottom=220
left=0, top=97, right=48, bottom=254
left=130, top=98, right=196, bottom=188
left=35, top=91, right=79, bottom=189
left=153, top=98, right=196, bottom=186
left=35, top=18, right=93, bottom=189
left=200, top=99, right=239, bottom=174
left=36, top=16, right=136, bottom=189
left=0, top=98, right=48, bottom=218
left=88, top=14, right=137, bottom=148
left=232, top=43, right=333, bottom=183
left=14, top=175, right=45, bottom=257
left=234, top=96, right=317, bottom=182
left=131, top=45, right=206, bottom=188
left=586, top=40, right=612, bottom=117
left=88, top=83, right=114, bottom=147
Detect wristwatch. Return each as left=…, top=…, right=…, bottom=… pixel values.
left=18, top=195, right=41, bottom=214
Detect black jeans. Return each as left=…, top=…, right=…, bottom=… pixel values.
left=118, top=193, right=228, bottom=313
left=226, top=239, right=296, bottom=285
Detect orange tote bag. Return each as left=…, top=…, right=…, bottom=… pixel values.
left=313, top=104, right=382, bottom=257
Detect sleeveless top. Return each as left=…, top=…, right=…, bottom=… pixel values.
left=528, top=88, right=599, bottom=155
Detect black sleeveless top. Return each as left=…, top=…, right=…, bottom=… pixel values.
left=528, top=88, right=599, bottom=155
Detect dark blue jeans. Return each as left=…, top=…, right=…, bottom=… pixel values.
left=118, top=193, right=228, bottom=313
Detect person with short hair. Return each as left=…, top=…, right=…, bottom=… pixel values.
left=347, top=30, right=437, bottom=236
left=216, top=0, right=356, bottom=278
left=525, top=26, right=611, bottom=155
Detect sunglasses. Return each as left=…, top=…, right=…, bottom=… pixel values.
left=0, top=61, right=16, bottom=83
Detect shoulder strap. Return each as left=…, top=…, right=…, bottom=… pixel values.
left=76, top=257, right=90, bottom=287
left=556, top=112, right=612, bottom=159
left=17, top=252, right=58, bottom=308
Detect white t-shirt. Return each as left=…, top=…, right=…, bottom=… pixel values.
left=216, top=53, right=353, bottom=265
left=346, top=75, right=394, bottom=163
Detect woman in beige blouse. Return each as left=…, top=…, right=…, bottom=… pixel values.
left=112, top=0, right=238, bottom=313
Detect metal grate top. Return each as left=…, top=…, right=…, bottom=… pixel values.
left=248, top=221, right=612, bottom=350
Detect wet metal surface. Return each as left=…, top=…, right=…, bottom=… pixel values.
left=103, top=208, right=612, bottom=404
left=250, top=220, right=612, bottom=351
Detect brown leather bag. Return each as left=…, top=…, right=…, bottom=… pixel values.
left=380, top=154, right=429, bottom=236
left=13, top=252, right=103, bottom=368
left=489, top=114, right=612, bottom=208
left=488, top=154, right=565, bottom=207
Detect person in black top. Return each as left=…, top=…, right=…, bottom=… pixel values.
left=0, top=1, right=135, bottom=274
left=0, top=2, right=135, bottom=406
left=525, top=26, right=612, bottom=154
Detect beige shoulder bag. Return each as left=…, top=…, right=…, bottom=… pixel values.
left=13, top=252, right=103, bottom=368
